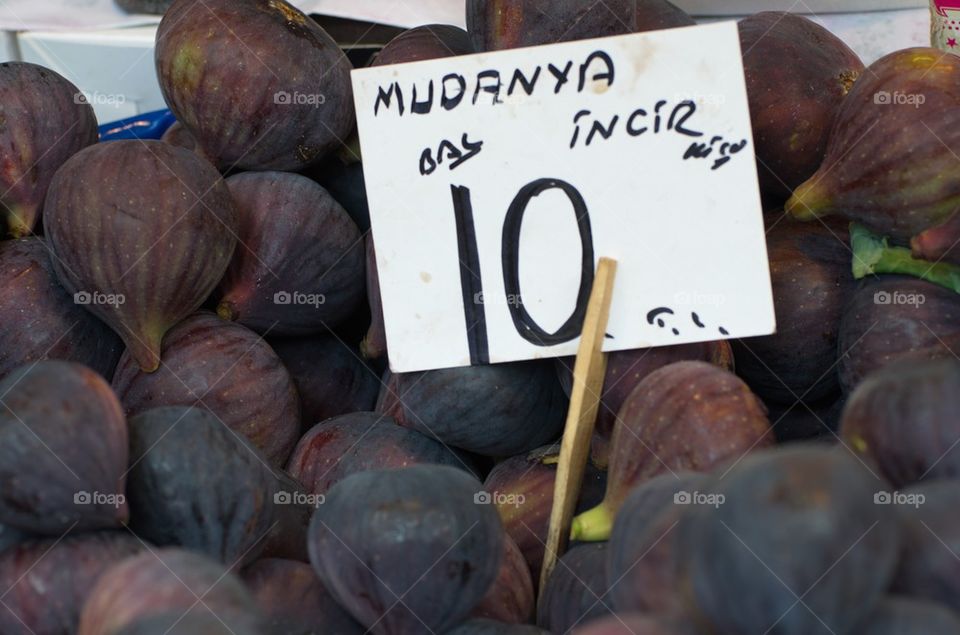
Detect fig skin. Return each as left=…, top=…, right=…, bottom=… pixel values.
left=217, top=172, right=364, bottom=335
left=156, top=0, right=355, bottom=172
left=308, top=158, right=370, bottom=232
left=241, top=558, right=365, bottom=634
left=679, top=445, right=900, bottom=635
left=269, top=334, right=379, bottom=429
left=0, top=62, right=98, bottom=238
left=733, top=217, right=853, bottom=405
left=466, top=0, right=637, bottom=52
left=77, top=548, right=266, bottom=635
left=447, top=620, right=549, bottom=635
left=44, top=140, right=237, bottom=373
left=739, top=13, right=863, bottom=201
left=570, top=614, right=695, bottom=635
left=308, top=465, right=505, bottom=635
left=362, top=233, right=387, bottom=360
left=0, top=524, right=28, bottom=553
left=557, top=340, right=734, bottom=468
left=472, top=534, right=535, bottom=624
left=572, top=361, right=773, bottom=542
left=787, top=48, right=960, bottom=261
left=838, top=276, right=960, bottom=393
left=286, top=412, right=478, bottom=495
left=0, top=532, right=143, bottom=635
left=0, top=237, right=123, bottom=381
left=634, top=0, right=694, bottom=32
left=159, top=121, right=199, bottom=152
left=373, top=24, right=476, bottom=66
left=537, top=543, right=613, bottom=633
left=841, top=357, right=960, bottom=488
left=112, top=312, right=301, bottom=466
left=0, top=361, right=129, bottom=534
left=855, top=597, right=960, bottom=634
left=377, top=361, right=567, bottom=456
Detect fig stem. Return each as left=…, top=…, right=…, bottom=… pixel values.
left=786, top=179, right=830, bottom=222
left=216, top=300, right=239, bottom=323
left=851, top=223, right=960, bottom=294
left=569, top=502, right=613, bottom=542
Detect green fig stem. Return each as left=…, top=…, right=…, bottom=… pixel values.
left=570, top=502, right=614, bottom=542
left=216, top=300, right=239, bottom=323
left=786, top=179, right=831, bottom=222
left=3, top=205, right=34, bottom=239
left=851, top=223, right=960, bottom=295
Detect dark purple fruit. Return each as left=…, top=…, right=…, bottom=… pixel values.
left=856, top=597, right=960, bottom=634
left=572, top=362, right=772, bottom=541
left=269, top=335, right=379, bottom=429
left=472, top=534, right=534, bottom=624
left=362, top=233, right=387, bottom=360
left=635, top=0, right=694, bottom=31
left=447, top=620, right=548, bottom=635
left=733, top=217, right=853, bottom=404
left=308, top=465, right=504, bottom=635
left=112, top=614, right=262, bottom=635
left=0, top=361, right=128, bottom=534
left=838, top=276, right=960, bottom=393
left=309, top=158, right=370, bottom=232
left=44, top=140, right=237, bottom=372
left=538, top=543, right=612, bottom=633
left=570, top=614, right=693, bottom=635
left=0, top=62, right=98, bottom=237
left=156, top=0, right=354, bottom=171
left=0, top=524, right=27, bottom=553
left=739, top=13, right=863, bottom=201
left=768, top=396, right=845, bottom=442
left=286, top=412, right=476, bottom=495
left=680, top=445, right=900, bottom=635
left=0, top=532, right=142, bottom=635
left=378, top=361, right=567, bottom=456
left=0, top=237, right=122, bottom=380
left=373, top=24, right=475, bottom=66
left=78, top=549, right=265, bottom=635
left=466, top=0, right=636, bottom=51
left=159, top=121, right=199, bottom=152
left=241, top=558, right=364, bottom=635
left=217, top=172, right=364, bottom=335
left=787, top=48, right=960, bottom=264
left=112, top=312, right=300, bottom=465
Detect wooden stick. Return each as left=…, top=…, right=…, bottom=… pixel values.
left=538, top=257, right=618, bottom=596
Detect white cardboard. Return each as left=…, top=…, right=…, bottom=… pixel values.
left=353, top=22, right=775, bottom=373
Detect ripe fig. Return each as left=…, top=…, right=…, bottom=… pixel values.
left=0, top=361, right=128, bottom=534
left=787, top=48, right=960, bottom=264
left=112, top=312, right=300, bottom=466
left=739, top=13, right=863, bottom=201
left=362, top=233, right=387, bottom=360
left=160, top=121, right=199, bottom=152
left=0, top=237, right=122, bottom=380
left=286, top=412, right=478, bottom=495
left=0, top=532, right=142, bottom=635
left=570, top=614, right=694, bottom=635
left=472, top=534, right=535, bottom=624
left=572, top=361, right=773, bottom=542
left=733, top=217, right=853, bottom=405
left=156, top=0, right=354, bottom=171
left=241, top=558, right=365, bottom=634
left=0, top=62, right=98, bottom=237
left=377, top=361, right=567, bottom=456
left=856, top=597, right=960, bottom=634
left=217, top=172, right=364, bottom=335
left=373, top=24, right=475, bottom=66
left=0, top=524, right=27, bottom=553
left=635, top=0, right=694, bottom=32
left=308, top=158, right=370, bottom=232
left=77, top=548, right=266, bottom=635
left=269, top=334, right=379, bottom=429
left=557, top=340, right=734, bottom=468
left=308, top=465, right=504, bottom=635
left=466, top=0, right=636, bottom=51
left=838, top=276, right=960, bottom=393
left=538, top=543, right=613, bottom=633
left=44, top=140, right=237, bottom=372
left=679, top=445, right=900, bottom=635
left=447, top=621, right=548, bottom=635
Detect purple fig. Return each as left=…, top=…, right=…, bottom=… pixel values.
left=0, top=532, right=143, bottom=635
left=77, top=548, right=266, bottom=635
left=572, top=361, right=773, bottom=542
left=787, top=48, right=960, bottom=264
left=44, top=140, right=237, bottom=372
left=856, top=597, right=960, bottom=635
left=537, top=543, right=613, bottom=633
left=308, top=158, right=370, bottom=232
left=216, top=171, right=364, bottom=334
left=472, top=534, right=535, bottom=624
left=112, top=312, right=300, bottom=466
left=0, top=62, right=98, bottom=237
left=739, top=13, right=863, bottom=201
left=635, top=0, right=694, bottom=32
left=241, top=558, right=365, bottom=634
left=373, top=24, right=475, bottom=66
left=0, top=237, right=122, bottom=380
left=571, top=614, right=694, bottom=635
left=159, top=120, right=199, bottom=152
left=448, top=621, right=549, bottom=635
left=0, top=361, right=128, bottom=534
left=156, top=0, right=355, bottom=171
left=0, top=524, right=27, bottom=553
left=362, top=233, right=387, bottom=360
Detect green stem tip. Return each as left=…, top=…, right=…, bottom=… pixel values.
left=851, top=223, right=960, bottom=295
left=570, top=502, right=614, bottom=543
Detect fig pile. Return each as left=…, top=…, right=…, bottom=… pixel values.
left=0, top=2, right=956, bottom=634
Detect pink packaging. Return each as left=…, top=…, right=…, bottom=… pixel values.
left=932, top=1, right=960, bottom=52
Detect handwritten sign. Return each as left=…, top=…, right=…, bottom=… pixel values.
left=352, top=22, right=775, bottom=373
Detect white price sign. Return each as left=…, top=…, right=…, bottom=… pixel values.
left=353, top=22, right=775, bottom=373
